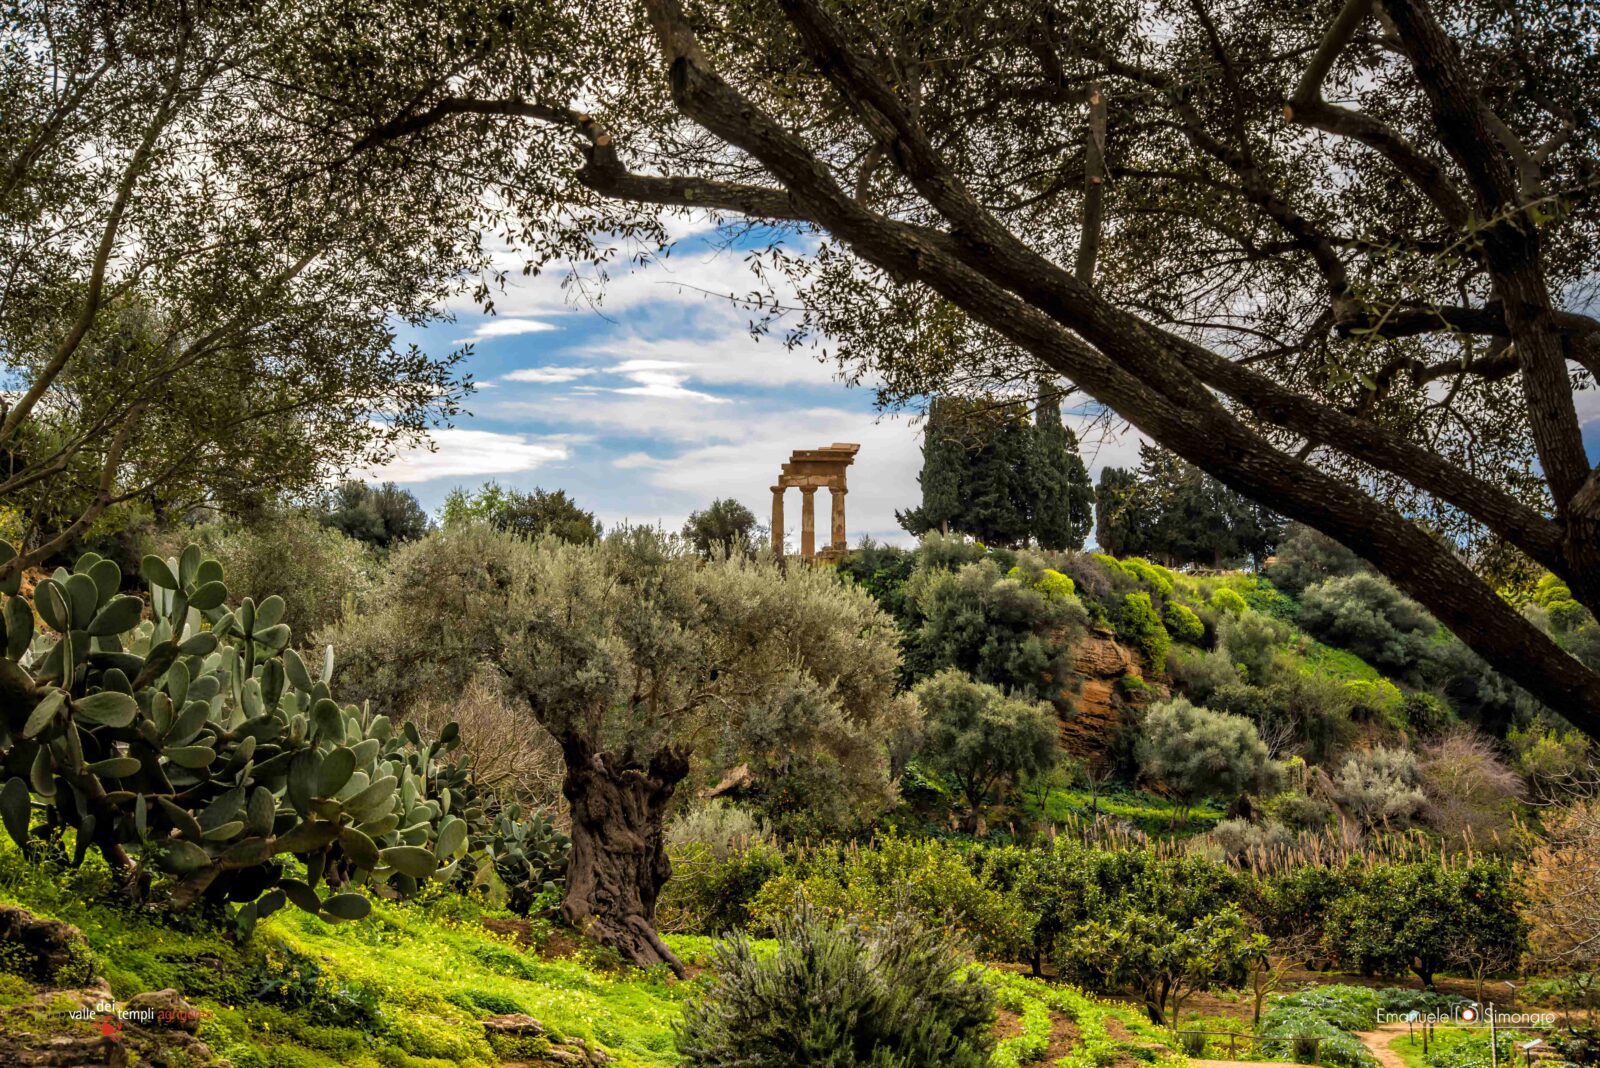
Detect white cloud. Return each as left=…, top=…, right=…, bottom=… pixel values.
left=612, top=452, right=673, bottom=470
left=362, top=428, right=571, bottom=482
left=502, top=366, right=597, bottom=384
left=452, top=317, right=559, bottom=343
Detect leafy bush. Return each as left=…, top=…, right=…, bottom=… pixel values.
left=1330, top=746, right=1427, bottom=830
left=676, top=902, right=996, bottom=1067
left=913, top=668, right=1059, bottom=819
left=165, top=510, right=377, bottom=638
left=747, top=835, right=1032, bottom=960
left=666, top=800, right=771, bottom=859
left=1209, top=817, right=1294, bottom=860
left=1137, top=698, right=1280, bottom=818
left=1206, top=676, right=1358, bottom=765
left=1162, top=601, right=1206, bottom=645
left=1119, top=592, right=1172, bottom=672
left=658, top=840, right=787, bottom=936
left=1266, top=524, right=1365, bottom=596
left=1250, top=985, right=1451, bottom=1068
left=1298, top=574, right=1436, bottom=679
left=1211, top=587, right=1248, bottom=615
left=439, top=482, right=601, bottom=543
left=1167, top=646, right=1241, bottom=705
left=1216, top=611, right=1290, bottom=685
left=903, top=557, right=1085, bottom=700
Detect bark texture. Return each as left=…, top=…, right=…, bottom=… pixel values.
left=559, top=736, right=689, bottom=977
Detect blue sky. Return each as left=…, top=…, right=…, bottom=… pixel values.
left=364, top=215, right=1148, bottom=547
left=363, top=214, right=1599, bottom=547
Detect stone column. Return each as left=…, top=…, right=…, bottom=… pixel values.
left=770, top=485, right=785, bottom=560
left=830, top=485, right=847, bottom=551
left=799, top=486, right=817, bottom=559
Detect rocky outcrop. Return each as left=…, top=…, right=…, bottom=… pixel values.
left=0, top=906, right=93, bottom=985
left=483, top=1013, right=612, bottom=1065
left=1056, top=629, right=1165, bottom=762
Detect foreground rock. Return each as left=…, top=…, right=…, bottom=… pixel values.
left=0, top=908, right=221, bottom=1067
left=483, top=1013, right=612, bottom=1065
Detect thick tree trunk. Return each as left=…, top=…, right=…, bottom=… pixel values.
left=559, top=736, right=689, bottom=978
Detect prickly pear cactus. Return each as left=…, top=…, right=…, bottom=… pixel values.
left=0, top=544, right=473, bottom=936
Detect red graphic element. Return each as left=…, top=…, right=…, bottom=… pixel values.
left=1460, top=1007, right=1478, bottom=1023
left=97, top=1014, right=124, bottom=1041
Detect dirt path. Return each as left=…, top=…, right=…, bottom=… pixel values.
left=1354, top=1023, right=1414, bottom=1068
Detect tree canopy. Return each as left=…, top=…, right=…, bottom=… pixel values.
left=320, top=481, right=431, bottom=550
left=0, top=0, right=477, bottom=568
left=1097, top=444, right=1284, bottom=568
left=439, top=483, right=602, bottom=544
left=682, top=497, right=761, bottom=557
left=900, top=396, right=1095, bottom=549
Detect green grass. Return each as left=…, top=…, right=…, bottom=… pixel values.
left=1029, top=785, right=1226, bottom=833
left=1387, top=1024, right=1530, bottom=1068
left=0, top=838, right=692, bottom=1067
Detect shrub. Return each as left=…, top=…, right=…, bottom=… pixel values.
left=1137, top=698, right=1280, bottom=820
left=1167, top=646, right=1240, bottom=705
left=1118, top=592, right=1172, bottom=672
left=666, top=800, right=771, bottom=859
left=747, top=836, right=1031, bottom=960
left=658, top=840, right=787, bottom=936
left=1297, top=574, right=1436, bottom=678
left=913, top=668, right=1059, bottom=820
left=1401, top=691, right=1456, bottom=736
left=1162, top=601, right=1206, bottom=645
left=1207, top=676, right=1358, bottom=765
left=903, top=557, right=1085, bottom=700
left=1119, top=557, right=1176, bottom=597
left=1209, top=818, right=1294, bottom=861
left=1210, top=587, right=1248, bottom=615
left=165, top=510, right=377, bottom=638
left=1216, top=611, right=1290, bottom=685
left=1330, top=747, right=1427, bottom=830
left=1265, top=523, right=1365, bottom=596
left=676, top=903, right=996, bottom=1067
left=439, top=482, right=601, bottom=543
left=1416, top=727, right=1523, bottom=840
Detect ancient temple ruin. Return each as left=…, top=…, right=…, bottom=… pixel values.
left=771, top=443, right=859, bottom=562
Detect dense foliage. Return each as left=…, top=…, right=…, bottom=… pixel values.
left=437, top=483, right=602, bottom=544
left=1096, top=444, right=1284, bottom=569
left=898, top=396, right=1094, bottom=551
left=676, top=903, right=996, bottom=1068
left=0, top=544, right=509, bottom=935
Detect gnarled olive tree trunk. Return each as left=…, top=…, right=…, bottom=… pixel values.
left=558, top=735, right=689, bottom=977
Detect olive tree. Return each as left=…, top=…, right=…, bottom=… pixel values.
left=912, top=667, right=1059, bottom=826
left=1137, top=697, right=1280, bottom=822
left=330, top=527, right=917, bottom=973
left=0, top=0, right=491, bottom=567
